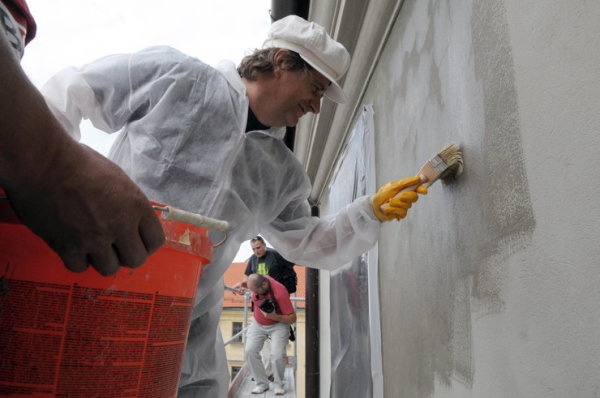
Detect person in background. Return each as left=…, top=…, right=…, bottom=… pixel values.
left=234, top=235, right=298, bottom=382
left=235, top=235, right=297, bottom=294
left=245, top=273, right=296, bottom=395
left=0, top=0, right=164, bottom=276
left=41, top=15, right=427, bottom=397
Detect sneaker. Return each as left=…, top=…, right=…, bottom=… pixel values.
left=274, top=386, right=285, bottom=395
left=251, top=385, right=269, bottom=394
left=252, top=375, right=274, bottom=381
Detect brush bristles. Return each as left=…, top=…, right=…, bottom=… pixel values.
left=437, top=142, right=464, bottom=183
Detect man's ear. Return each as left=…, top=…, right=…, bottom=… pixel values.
left=272, top=49, right=288, bottom=77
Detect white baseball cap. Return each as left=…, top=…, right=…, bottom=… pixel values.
left=263, top=15, right=351, bottom=103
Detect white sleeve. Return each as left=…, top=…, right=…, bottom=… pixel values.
left=41, top=46, right=196, bottom=141
left=42, top=66, right=114, bottom=140
left=261, top=195, right=380, bottom=271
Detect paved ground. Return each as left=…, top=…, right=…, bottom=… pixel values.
left=234, top=367, right=296, bottom=398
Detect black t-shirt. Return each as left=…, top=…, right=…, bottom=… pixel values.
left=244, top=248, right=297, bottom=293
left=244, top=248, right=292, bottom=275
left=245, top=107, right=269, bottom=132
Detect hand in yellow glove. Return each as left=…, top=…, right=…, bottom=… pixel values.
left=371, top=176, right=428, bottom=221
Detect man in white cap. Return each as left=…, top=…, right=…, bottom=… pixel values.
left=239, top=14, right=351, bottom=126
left=42, top=15, right=427, bottom=397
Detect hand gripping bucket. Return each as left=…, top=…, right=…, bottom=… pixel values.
left=0, top=195, right=227, bottom=397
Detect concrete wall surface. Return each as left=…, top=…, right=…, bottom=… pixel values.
left=364, top=0, right=600, bottom=397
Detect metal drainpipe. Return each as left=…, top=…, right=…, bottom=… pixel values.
left=269, top=0, right=309, bottom=22
left=269, top=2, right=317, bottom=396
left=305, top=205, right=320, bottom=398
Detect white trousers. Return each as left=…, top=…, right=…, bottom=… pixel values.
left=262, top=338, right=272, bottom=376
left=245, top=321, right=290, bottom=389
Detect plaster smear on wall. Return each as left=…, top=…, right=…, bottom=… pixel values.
left=369, top=0, right=535, bottom=396
left=469, top=1, right=536, bottom=316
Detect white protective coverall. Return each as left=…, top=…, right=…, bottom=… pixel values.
left=42, top=46, right=380, bottom=397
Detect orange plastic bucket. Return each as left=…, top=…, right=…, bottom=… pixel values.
left=0, top=196, right=211, bottom=397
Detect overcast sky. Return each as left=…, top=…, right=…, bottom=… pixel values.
left=21, top=0, right=273, bottom=262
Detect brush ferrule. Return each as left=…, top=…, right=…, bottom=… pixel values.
left=429, top=155, right=447, bottom=173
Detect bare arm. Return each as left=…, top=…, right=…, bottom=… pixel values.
left=0, top=31, right=164, bottom=275
left=263, top=311, right=296, bottom=324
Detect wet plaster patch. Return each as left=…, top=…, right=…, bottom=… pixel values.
left=470, top=1, right=536, bottom=314
left=368, top=0, right=536, bottom=396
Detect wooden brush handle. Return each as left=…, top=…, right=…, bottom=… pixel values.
left=397, top=174, right=429, bottom=194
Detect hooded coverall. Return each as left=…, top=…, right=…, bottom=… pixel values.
left=42, top=46, right=380, bottom=397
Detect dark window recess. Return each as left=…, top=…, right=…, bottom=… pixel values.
left=232, top=322, right=243, bottom=343
left=231, top=366, right=242, bottom=381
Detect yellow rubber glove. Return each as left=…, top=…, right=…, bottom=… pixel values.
left=371, top=176, right=428, bottom=221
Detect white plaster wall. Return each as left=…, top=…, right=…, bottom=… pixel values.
left=363, top=0, right=600, bottom=397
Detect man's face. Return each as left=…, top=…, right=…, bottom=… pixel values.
left=255, top=62, right=331, bottom=127
left=251, top=240, right=267, bottom=258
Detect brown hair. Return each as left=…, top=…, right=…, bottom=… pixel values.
left=237, top=48, right=314, bottom=81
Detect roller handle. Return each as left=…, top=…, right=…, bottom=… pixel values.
left=153, top=205, right=229, bottom=232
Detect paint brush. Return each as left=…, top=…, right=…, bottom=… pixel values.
left=376, top=142, right=463, bottom=217
left=398, top=142, right=464, bottom=195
